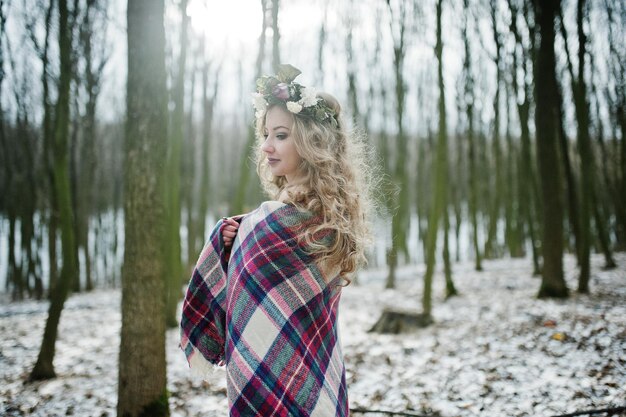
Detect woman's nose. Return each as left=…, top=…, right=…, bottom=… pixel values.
left=261, top=138, right=273, bottom=153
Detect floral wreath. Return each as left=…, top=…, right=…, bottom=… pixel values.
left=251, top=64, right=338, bottom=128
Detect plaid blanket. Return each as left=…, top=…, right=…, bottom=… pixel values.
left=180, top=201, right=349, bottom=416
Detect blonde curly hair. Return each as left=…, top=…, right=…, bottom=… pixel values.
left=255, top=92, right=373, bottom=283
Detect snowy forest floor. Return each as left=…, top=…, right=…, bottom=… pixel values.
left=1, top=252, right=625, bottom=417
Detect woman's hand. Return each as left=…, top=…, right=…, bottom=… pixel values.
left=222, top=217, right=240, bottom=248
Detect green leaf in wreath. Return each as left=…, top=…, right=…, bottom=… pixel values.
left=276, top=64, right=302, bottom=83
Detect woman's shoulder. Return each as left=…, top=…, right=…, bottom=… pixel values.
left=241, top=200, right=312, bottom=230
left=260, top=200, right=289, bottom=210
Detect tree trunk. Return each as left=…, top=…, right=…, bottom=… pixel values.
left=70, top=95, right=81, bottom=293
left=591, top=191, right=616, bottom=269
left=443, top=204, right=457, bottom=298
left=556, top=81, right=581, bottom=258
left=572, top=0, right=593, bottom=293
left=30, top=0, right=78, bottom=380
left=345, top=3, right=360, bottom=126
left=8, top=214, right=24, bottom=299
left=508, top=0, right=541, bottom=275
left=164, top=0, right=188, bottom=328
left=118, top=0, right=169, bottom=415
left=601, top=0, right=625, bottom=249
left=484, top=0, right=503, bottom=260
left=556, top=6, right=584, bottom=263
left=533, top=0, right=568, bottom=299
left=0, top=48, right=22, bottom=298
left=19, top=123, right=39, bottom=298
left=271, top=0, right=280, bottom=71
left=47, top=205, right=59, bottom=295
left=40, top=0, right=60, bottom=295
left=416, top=132, right=428, bottom=264
left=232, top=0, right=271, bottom=215
left=422, top=0, right=448, bottom=319
left=316, top=6, right=326, bottom=86
left=618, top=96, right=626, bottom=249
left=504, top=79, right=523, bottom=257
left=463, top=0, right=482, bottom=271
left=523, top=1, right=545, bottom=273
left=184, top=58, right=197, bottom=273
left=590, top=71, right=617, bottom=269
left=198, top=57, right=217, bottom=256
left=76, top=0, right=106, bottom=291
left=369, top=309, right=433, bottom=334
left=386, top=0, right=409, bottom=290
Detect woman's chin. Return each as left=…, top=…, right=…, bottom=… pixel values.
left=269, top=168, right=282, bottom=177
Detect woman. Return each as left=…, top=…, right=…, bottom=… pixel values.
left=180, top=64, right=372, bottom=416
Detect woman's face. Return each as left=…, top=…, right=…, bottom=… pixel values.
left=261, top=106, right=303, bottom=183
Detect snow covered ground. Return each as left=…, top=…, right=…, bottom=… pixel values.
left=1, top=253, right=625, bottom=417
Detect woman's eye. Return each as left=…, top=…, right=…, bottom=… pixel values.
left=276, top=133, right=287, bottom=140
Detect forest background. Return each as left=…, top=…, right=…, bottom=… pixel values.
left=0, top=0, right=624, bottom=415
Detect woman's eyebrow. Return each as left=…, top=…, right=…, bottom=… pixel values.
left=272, top=126, right=290, bottom=131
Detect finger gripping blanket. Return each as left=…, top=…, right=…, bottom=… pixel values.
left=180, top=201, right=349, bottom=416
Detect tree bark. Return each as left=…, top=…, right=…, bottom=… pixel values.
left=184, top=54, right=197, bottom=273
left=386, top=0, right=410, bottom=290
left=443, top=204, right=457, bottom=298
left=572, top=0, right=593, bottom=292
left=462, top=0, right=482, bottom=271
left=422, top=0, right=449, bottom=318
left=504, top=77, right=523, bottom=257
left=345, top=1, right=360, bottom=126
left=369, top=309, right=433, bottom=334
left=484, top=0, right=503, bottom=260
left=509, top=0, right=541, bottom=275
left=41, top=0, right=60, bottom=295
left=30, top=0, right=79, bottom=380
left=76, top=0, right=107, bottom=291
left=603, top=0, right=626, bottom=249
left=533, top=0, right=568, bottom=299
left=556, top=6, right=584, bottom=278
left=589, top=66, right=617, bottom=269
left=198, top=56, right=218, bottom=257
left=117, top=0, right=169, bottom=415
left=164, top=0, right=188, bottom=328
left=271, top=0, right=280, bottom=71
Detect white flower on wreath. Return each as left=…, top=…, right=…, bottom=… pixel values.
left=251, top=92, right=267, bottom=117
left=298, top=86, right=319, bottom=107
left=286, top=101, right=303, bottom=114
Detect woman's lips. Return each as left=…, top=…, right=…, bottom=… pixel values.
left=268, top=158, right=280, bottom=165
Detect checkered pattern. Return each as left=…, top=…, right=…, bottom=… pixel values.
left=181, top=201, right=349, bottom=416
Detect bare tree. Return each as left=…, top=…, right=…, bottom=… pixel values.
left=183, top=42, right=198, bottom=273
left=271, top=0, right=280, bottom=71
left=197, top=46, right=219, bottom=259
left=164, top=0, right=188, bottom=328
left=462, top=0, right=482, bottom=271
left=423, top=0, right=451, bottom=317
left=558, top=0, right=614, bottom=292
left=588, top=34, right=618, bottom=269
left=507, top=0, right=541, bottom=275
left=603, top=0, right=626, bottom=249
left=30, top=0, right=79, bottom=380
left=533, top=0, right=568, bottom=299
left=118, top=0, right=169, bottom=414
left=483, top=0, right=504, bottom=260
left=75, top=0, right=109, bottom=291
left=385, top=0, right=410, bottom=289
left=231, top=0, right=272, bottom=215
left=345, top=4, right=361, bottom=128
